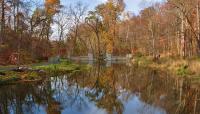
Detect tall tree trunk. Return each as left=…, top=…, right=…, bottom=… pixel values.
left=149, top=21, right=155, bottom=57
left=196, top=2, right=200, bottom=56
left=177, top=31, right=180, bottom=56
left=96, top=30, right=101, bottom=60
left=95, top=19, right=101, bottom=60
left=181, top=13, right=186, bottom=58
left=1, top=0, right=5, bottom=44
left=13, top=1, right=16, bottom=31
left=46, top=19, right=51, bottom=40
left=16, top=1, right=19, bottom=32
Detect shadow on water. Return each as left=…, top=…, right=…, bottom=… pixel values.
left=0, top=62, right=200, bottom=114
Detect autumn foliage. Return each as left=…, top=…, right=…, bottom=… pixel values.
left=1, top=0, right=200, bottom=65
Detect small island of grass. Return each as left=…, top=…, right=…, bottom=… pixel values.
left=0, top=60, right=91, bottom=85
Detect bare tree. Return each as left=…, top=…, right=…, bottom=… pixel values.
left=54, top=7, right=70, bottom=41
left=68, top=2, right=87, bottom=56
left=85, top=11, right=103, bottom=59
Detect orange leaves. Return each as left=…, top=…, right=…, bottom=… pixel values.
left=45, top=0, right=59, bottom=5
left=106, top=42, right=114, bottom=53
left=95, top=1, right=124, bottom=54
left=45, top=0, right=60, bottom=15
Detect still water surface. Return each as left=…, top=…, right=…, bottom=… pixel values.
left=0, top=63, right=200, bottom=114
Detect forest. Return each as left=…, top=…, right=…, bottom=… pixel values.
left=1, top=0, right=200, bottom=64
left=1, top=0, right=200, bottom=114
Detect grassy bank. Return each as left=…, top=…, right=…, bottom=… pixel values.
left=33, top=60, right=91, bottom=75
left=0, top=60, right=91, bottom=85
left=132, top=56, right=200, bottom=77
left=0, top=71, right=44, bottom=85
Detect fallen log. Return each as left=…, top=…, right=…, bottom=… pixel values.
left=12, top=67, right=32, bottom=72
left=32, top=69, right=46, bottom=73
left=12, top=67, right=45, bottom=73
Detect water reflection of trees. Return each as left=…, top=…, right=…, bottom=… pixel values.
left=0, top=77, right=86, bottom=114
left=0, top=64, right=200, bottom=114
left=0, top=81, right=50, bottom=114
left=70, top=64, right=200, bottom=114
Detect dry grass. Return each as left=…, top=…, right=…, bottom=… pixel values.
left=132, top=57, right=200, bottom=76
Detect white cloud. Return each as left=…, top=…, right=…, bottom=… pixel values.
left=97, top=0, right=107, bottom=3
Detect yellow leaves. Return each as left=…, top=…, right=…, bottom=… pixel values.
left=88, top=0, right=123, bottom=54
left=106, top=35, right=114, bottom=54
left=106, top=42, right=114, bottom=53
left=99, top=68, right=114, bottom=88
left=101, top=31, right=114, bottom=54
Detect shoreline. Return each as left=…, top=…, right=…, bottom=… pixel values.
left=132, top=56, right=200, bottom=78
left=0, top=60, right=91, bottom=85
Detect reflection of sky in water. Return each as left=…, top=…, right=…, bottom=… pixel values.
left=122, top=95, right=166, bottom=114
left=17, top=76, right=166, bottom=114
left=62, top=103, right=107, bottom=114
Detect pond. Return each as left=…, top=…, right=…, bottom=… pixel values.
left=0, top=63, right=200, bottom=114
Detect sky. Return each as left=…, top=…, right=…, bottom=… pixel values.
left=51, top=0, right=164, bottom=39
left=61, top=0, right=164, bottom=15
